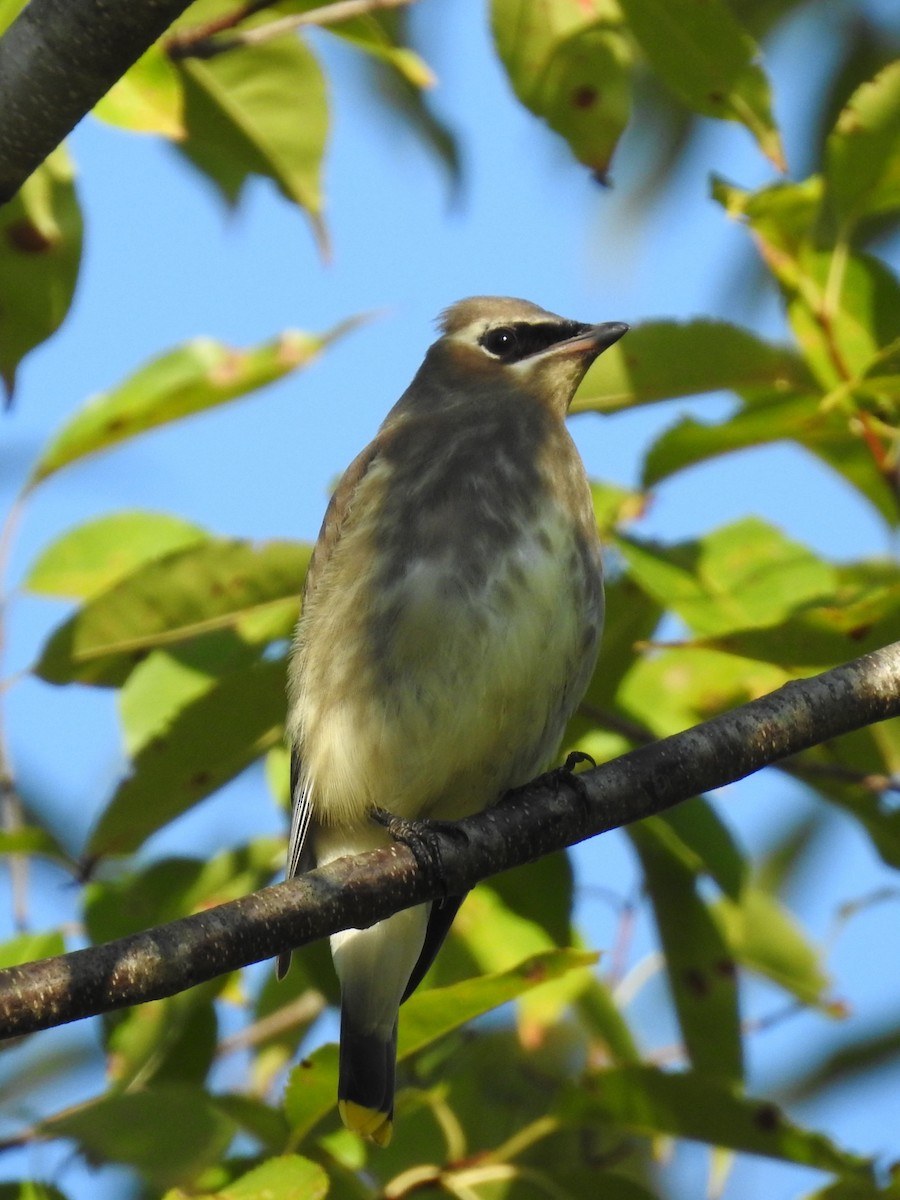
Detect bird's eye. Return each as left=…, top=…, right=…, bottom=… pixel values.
left=480, top=326, right=519, bottom=358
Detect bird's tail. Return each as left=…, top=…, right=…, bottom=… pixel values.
left=331, top=904, right=429, bottom=1147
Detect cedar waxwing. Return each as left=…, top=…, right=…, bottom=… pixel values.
left=279, top=297, right=628, bottom=1145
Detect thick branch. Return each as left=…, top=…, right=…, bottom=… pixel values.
left=1, top=641, right=899, bottom=1038
left=0, top=0, right=194, bottom=204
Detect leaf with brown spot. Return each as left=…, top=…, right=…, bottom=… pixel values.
left=492, top=0, right=633, bottom=177
left=0, top=147, right=82, bottom=402
left=563, top=1066, right=874, bottom=1177
left=27, top=320, right=362, bottom=487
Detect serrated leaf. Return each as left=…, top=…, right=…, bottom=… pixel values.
left=87, top=658, right=286, bottom=857
left=43, top=1085, right=236, bottom=1190
left=36, top=538, right=308, bottom=687
left=0, top=147, right=82, bottom=401
left=93, top=43, right=184, bottom=137
left=615, top=518, right=836, bottom=637
left=564, top=1066, right=874, bottom=1176
left=630, top=823, right=743, bottom=1084
left=492, top=0, right=632, bottom=178
left=617, top=0, right=784, bottom=168
left=24, top=511, right=208, bottom=600
left=28, top=327, right=351, bottom=486
left=176, top=35, right=327, bottom=246
left=572, top=320, right=810, bottom=415
left=826, top=60, right=900, bottom=229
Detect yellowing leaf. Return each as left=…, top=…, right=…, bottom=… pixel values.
left=29, top=326, right=353, bottom=487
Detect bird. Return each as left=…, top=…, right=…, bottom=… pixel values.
left=278, top=296, right=628, bottom=1146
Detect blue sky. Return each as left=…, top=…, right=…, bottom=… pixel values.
left=2, top=3, right=900, bottom=1197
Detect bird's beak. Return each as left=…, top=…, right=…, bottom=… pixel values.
left=559, top=321, right=629, bottom=360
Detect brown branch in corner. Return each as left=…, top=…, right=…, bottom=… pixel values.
left=0, top=641, right=898, bottom=1040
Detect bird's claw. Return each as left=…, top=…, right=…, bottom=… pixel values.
left=369, top=808, right=468, bottom=896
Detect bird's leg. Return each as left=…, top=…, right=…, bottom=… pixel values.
left=369, top=808, right=470, bottom=899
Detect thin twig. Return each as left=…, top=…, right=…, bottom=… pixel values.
left=169, top=0, right=416, bottom=59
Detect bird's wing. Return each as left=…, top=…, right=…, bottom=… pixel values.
left=285, top=748, right=315, bottom=880
left=284, top=434, right=387, bottom=882
left=302, top=436, right=385, bottom=604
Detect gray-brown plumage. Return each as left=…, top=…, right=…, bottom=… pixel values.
left=279, top=297, right=628, bottom=1144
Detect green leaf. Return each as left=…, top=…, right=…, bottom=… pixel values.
left=650, top=797, right=748, bottom=899
left=714, top=886, right=831, bottom=1007
left=93, top=43, right=185, bottom=137
left=620, top=646, right=787, bottom=738
left=615, top=518, right=836, bottom=637
left=617, top=0, right=784, bottom=168
left=0, top=826, right=67, bottom=861
left=705, top=560, right=900, bottom=672
left=0, top=930, right=65, bottom=968
left=28, top=327, right=351, bottom=487
left=283, top=1043, right=340, bottom=1144
left=0, top=0, right=28, bottom=38
left=0, top=1185, right=69, bottom=1200
left=451, top=871, right=591, bottom=1038
left=87, top=658, right=286, bottom=857
left=36, top=538, right=308, bottom=687
left=283, top=949, right=597, bottom=1141
left=572, top=320, right=811, bottom=414
left=640, top=389, right=900, bottom=527
left=0, top=146, right=82, bottom=400
left=120, top=637, right=266, bottom=757
left=217, top=1155, right=328, bottom=1200
left=630, top=823, right=743, bottom=1084
left=399, top=948, right=597, bottom=1060
left=176, top=35, right=327, bottom=247
left=826, top=60, right=900, bottom=229
left=84, top=840, right=282, bottom=942
left=24, top=511, right=208, bottom=600
left=492, top=0, right=632, bottom=179
left=563, top=1066, right=874, bottom=1177
left=43, top=1085, right=236, bottom=1191
left=104, top=993, right=220, bottom=1090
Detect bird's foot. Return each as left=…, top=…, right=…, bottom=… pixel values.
left=498, top=751, right=597, bottom=812
left=370, top=808, right=469, bottom=895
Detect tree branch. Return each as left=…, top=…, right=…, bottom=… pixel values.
left=0, top=0, right=195, bottom=205
left=1, top=641, right=899, bottom=1039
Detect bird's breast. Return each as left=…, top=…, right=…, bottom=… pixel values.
left=290, top=405, right=603, bottom=828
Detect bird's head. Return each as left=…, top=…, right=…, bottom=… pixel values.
left=412, top=296, right=628, bottom=418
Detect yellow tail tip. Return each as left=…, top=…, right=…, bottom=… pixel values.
left=339, top=1099, right=393, bottom=1147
